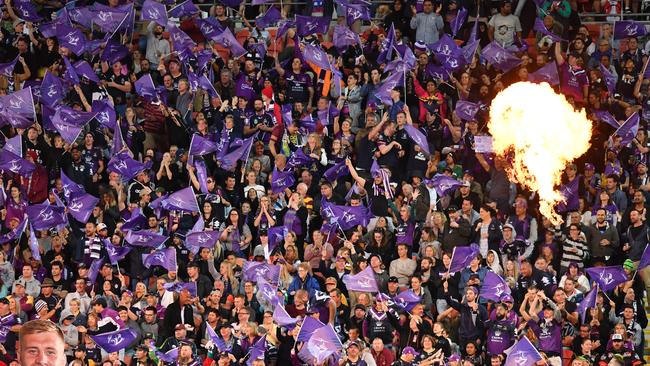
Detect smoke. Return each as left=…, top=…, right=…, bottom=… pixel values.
left=488, top=82, right=592, bottom=224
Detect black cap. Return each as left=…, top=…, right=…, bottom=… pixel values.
left=219, top=351, right=230, bottom=358
left=187, top=261, right=200, bottom=268
left=354, top=304, right=366, bottom=311
left=446, top=205, right=459, bottom=213
left=388, top=276, right=399, bottom=283
left=74, top=345, right=86, bottom=352
left=0, top=298, right=9, bottom=305
left=78, top=263, right=88, bottom=269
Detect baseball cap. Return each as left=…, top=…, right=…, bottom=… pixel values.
left=253, top=246, right=265, bottom=257
left=446, top=205, right=459, bottom=213
left=388, top=276, right=398, bottom=283
left=402, top=347, right=419, bottom=356
left=347, top=340, right=360, bottom=349
left=354, top=304, right=366, bottom=311
left=584, top=163, right=595, bottom=171
left=461, top=180, right=471, bottom=187
left=503, top=223, right=514, bottom=231
left=611, top=333, right=623, bottom=341
left=97, top=223, right=107, bottom=231
left=41, top=278, right=54, bottom=287
left=623, top=259, right=636, bottom=271
left=14, top=279, right=25, bottom=287
left=500, top=294, right=514, bottom=303
left=0, top=298, right=9, bottom=305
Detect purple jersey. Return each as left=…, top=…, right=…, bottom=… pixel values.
left=285, top=72, right=312, bottom=103
left=528, top=319, right=562, bottom=355
left=559, top=63, right=589, bottom=103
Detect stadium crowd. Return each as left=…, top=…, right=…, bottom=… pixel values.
left=0, top=0, right=649, bottom=365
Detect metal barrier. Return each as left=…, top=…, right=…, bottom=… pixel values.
left=577, top=12, right=650, bottom=24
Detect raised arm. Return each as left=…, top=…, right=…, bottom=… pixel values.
left=345, top=158, right=366, bottom=187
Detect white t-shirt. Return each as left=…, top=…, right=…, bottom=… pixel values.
left=488, top=13, right=522, bottom=48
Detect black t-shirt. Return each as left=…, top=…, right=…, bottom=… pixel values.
left=376, top=133, right=399, bottom=167
left=364, top=181, right=389, bottom=217
left=102, top=72, right=129, bottom=106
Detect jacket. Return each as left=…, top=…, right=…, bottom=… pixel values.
left=439, top=218, right=472, bottom=252
left=287, top=274, right=321, bottom=297
left=444, top=292, right=488, bottom=340
left=409, top=12, right=444, bottom=44
left=587, top=222, right=620, bottom=258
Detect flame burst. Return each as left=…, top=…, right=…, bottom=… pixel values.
left=488, top=82, right=592, bottom=224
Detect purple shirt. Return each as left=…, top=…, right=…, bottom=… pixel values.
left=559, top=63, right=589, bottom=103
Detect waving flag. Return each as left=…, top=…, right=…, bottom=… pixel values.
left=101, top=41, right=128, bottom=64
left=92, top=8, right=129, bottom=34
left=638, top=244, right=650, bottom=270
left=428, top=174, right=462, bottom=196
left=155, top=347, right=179, bottom=363
left=333, top=25, right=361, bottom=51
left=323, top=160, right=349, bottom=183
left=480, top=271, right=512, bottom=302
left=162, top=186, right=200, bottom=212
left=141, top=0, right=168, bottom=25
left=344, top=3, right=370, bottom=26
left=273, top=304, right=299, bottom=327
left=163, top=282, right=197, bottom=297
left=613, top=20, right=648, bottom=39
left=198, top=74, right=219, bottom=99
left=321, top=201, right=372, bottom=230
left=40, top=71, right=65, bottom=107
left=142, top=247, right=177, bottom=271
left=297, top=325, right=342, bottom=364
left=481, top=42, right=522, bottom=72
left=242, top=261, right=280, bottom=284
left=185, top=220, right=220, bottom=254
left=0, top=217, right=27, bottom=244
left=3, top=135, right=22, bottom=157
left=378, top=24, right=396, bottom=64
left=256, top=277, right=281, bottom=308
left=206, top=324, right=231, bottom=352
left=220, top=134, right=255, bottom=171
left=56, top=24, right=86, bottom=56
left=196, top=18, right=223, bottom=42
left=585, top=266, right=628, bottom=291
left=134, top=74, right=158, bottom=100
left=615, top=112, right=639, bottom=146
left=450, top=8, right=468, bottom=37
left=26, top=205, right=67, bottom=231
left=214, top=28, right=247, bottom=58
left=600, top=64, right=617, bottom=95
left=52, top=112, right=83, bottom=144
left=124, top=230, right=169, bottom=248
left=393, top=289, right=422, bottom=311
left=91, top=328, right=138, bottom=353
left=88, top=258, right=105, bottom=283
left=121, top=208, right=146, bottom=232
left=106, top=241, right=131, bottom=265
left=108, top=151, right=152, bottom=180
left=92, top=99, right=116, bottom=130
left=448, top=244, right=480, bottom=274
left=0, top=314, right=16, bottom=342
left=28, top=225, right=41, bottom=261
left=277, top=19, right=296, bottom=39
left=303, top=44, right=331, bottom=70
left=270, top=168, right=295, bottom=194
left=528, top=62, right=559, bottom=86
left=168, top=0, right=199, bottom=18
left=594, top=110, right=620, bottom=129
left=296, top=316, right=326, bottom=342
left=247, top=336, right=267, bottom=366
left=0, top=56, right=18, bottom=78
left=556, top=177, right=580, bottom=213
left=255, top=6, right=281, bottom=28
left=342, top=266, right=379, bottom=292
left=0, top=151, right=35, bottom=175
left=375, top=71, right=404, bottom=106
left=67, top=6, right=94, bottom=29
left=267, top=226, right=287, bottom=253
left=189, top=134, right=219, bottom=156
left=295, top=15, right=330, bottom=37
left=13, top=0, right=42, bottom=21
left=0, top=87, right=36, bottom=128
left=533, top=18, right=563, bottom=42
left=169, top=25, right=196, bottom=53
left=403, top=124, right=430, bottom=154
left=66, top=192, right=99, bottom=223
left=75, top=60, right=100, bottom=83
left=505, top=336, right=543, bottom=366
left=577, top=285, right=597, bottom=322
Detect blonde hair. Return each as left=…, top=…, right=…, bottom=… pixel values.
left=19, top=319, right=64, bottom=342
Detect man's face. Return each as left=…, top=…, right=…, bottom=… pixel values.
left=19, top=332, right=67, bottom=366
left=23, top=266, right=32, bottom=278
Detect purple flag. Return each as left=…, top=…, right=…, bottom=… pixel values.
left=377, top=24, right=396, bottom=64
left=448, top=244, right=480, bottom=274
left=296, top=316, right=325, bottom=342
left=168, top=0, right=199, bottom=18
left=193, top=159, right=209, bottom=195
left=74, top=60, right=100, bottom=83
left=141, top=0, right=168, bottom=26
left=162, top=186, right=199, bottom=212
left=454, top=100, right=480, bottom=121
left=430, top=34, right=462, bottom=59
left=0, top=217, right=27, bottom=244
left=276, top=20, right=296, bottom=39
left=185, top=230, right=220, bottom=255
left=321, top=201, right=372, bottom=230
left=344, top=3, right=370, bottom=26
left=297, top=324, right=342, bottom=364
left=214, top=28, right=247, bottom=58
left=533, top=18, right=563, bottom=42
left=273, top=304, right=299, bottom=327
left=247, top=336, right=267, bottom=366
left=40, top=71, right=65, bottom=107
left=106, top=241, right=131, bottom=265
left=67, top=192, right=99, bottom=223
left=342, top=266, right=379, bottom=292
left=615, top=112, right=639, bottom=146
left=481, top=42, right=522, bottom=72
left=92, top=8, right=129, bottom=34
left=268, top=226, right=287, bottom=253
left=0, top=87, right=36, bottom=128
left=0, top=56, right=18, bottom=78
left=375, top=71, right=403, bottom=106
left=0, top=314, right=16, bottom=342
left=450, top=8, right=468, bottom=37
left=594, top=110, right=620, bottom=129
left=295, top=15, right=330, bottom=37
left=108, top=151, right=152, bottom=180
left=196, top=18, right=223, bottom=42
left=333, top=25, right=361, bottom=51
left=121, top=208, right=146, bottom=232
left=556, top=177, right=579, bottom=213
left=504, top=336, right=543, bottom=366
left=462, top=38, right=480, bottom=64
left=26, top=204, right=67, bottom=231
left=90, top=328, right=138, bottom=353
left=88, top=258, right=104, bottom=283
left=198, top=75, right=219, bottom=99
left=577, top=285, right=597, bottom=323
left=3, top=135, right=22, bottom=157
left=56, top=24, right=86, bottom=56
left=28, top=224, right=41, bottom=261
left=255, top=6, right=281, bottom=28
left=163, top=282, right=197, bottom=297
left=242, top=261, right=281, bottom=284
left=134, top=74, right=158, bottom=100
left=62, top=55, right=80, bottom=85
left=142, top=247, right=177, bottom=271
left=205, top=325, right=230, bottom=353
left=0, top=151, right=35, bottom=176
left=169, top=25, right=196, bottom=52
left=155, top=347, right=179, bottom=363
left=613, top=20, right=648, bottom=40
left=92, top=99, right=117, bottom=130
left=52, top=111, right=83, bottom=144
left=428, top=174, right=462, bottom=196
left=323, top=160, right=349, bottom=183
left=189, top=134, right=219, bottom=156
left=68, top=6, right=94, bottom=29
left=638, top=244, right=650, bottom=270
left=393, top=289, right=422, bottom=311
left=585, top=266, right=628, bottom=291
left=271, top=168, right=296, bottom=193
left=528, top=62, right=559, bottom=86
left=256, top=277, right=281, bottom=308
left=403, top=124, right=430, bottom=154
left=303, top=44, right=331, bottom=70
left=12, top=0, right=42, bottom=21
left=600, top=64, right=617, bottom=95
left=101, top=40, right=128, bottom=64
left=480, top=271, right=511, bottom=302
left=221, top=134, right=256, bottom=171
left=124, top=230, right=169, bottom=248
left=286, top=147, right=316, bottom=170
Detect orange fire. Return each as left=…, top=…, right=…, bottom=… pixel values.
left=488, top=82, right=592, bottom=224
